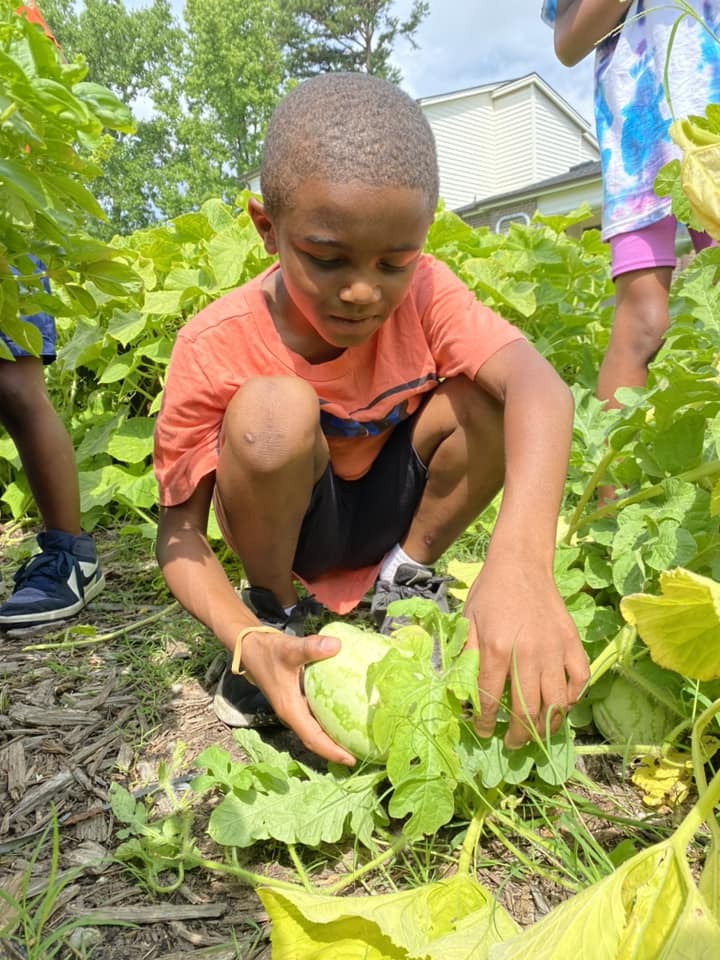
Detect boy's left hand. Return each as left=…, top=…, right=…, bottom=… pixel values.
left=464, top=558, right=589, bottom=747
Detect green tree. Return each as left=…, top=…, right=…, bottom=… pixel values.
left=39, top=0, right=186, bottom=234
left=181, top=0, right=285, bottom=200
left=39, top=0, right=286, bottom=229
left=284, top=0, right=429, bottom=82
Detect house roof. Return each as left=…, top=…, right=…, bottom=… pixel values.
left=419, top=72, right=596, bottom=146
left=454, top=159, right=601, bottom=216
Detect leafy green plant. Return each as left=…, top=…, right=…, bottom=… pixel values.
left=0, top=0, right=137, bottom=349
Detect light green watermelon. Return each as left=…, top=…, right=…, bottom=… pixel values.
left=304, top=622, right=394, bottom=763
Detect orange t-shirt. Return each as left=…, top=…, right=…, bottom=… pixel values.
left=154, top=254, right=524, bottom=612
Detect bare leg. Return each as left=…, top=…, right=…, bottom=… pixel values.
left=596, top=267, right=672, bottom=503
left=403, top=376, right=505, bottom=565
left=215, top=376, right=328, bottom=608
left=0, top=357, right=81, bottom=533
left=597, top=266, right=672, bottom=408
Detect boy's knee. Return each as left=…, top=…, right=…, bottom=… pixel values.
left=221, top=376, right=321, bottom=469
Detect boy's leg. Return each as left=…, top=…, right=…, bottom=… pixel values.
left=370, top=375, right=504, bottom=634
left=403, top=375, right=505, bottom=565
left=215, top=376, right=329, bottom=608
left=0, top=357, right=104, bottom=628
left=212, top=375, right=328, bottom=728
left=0, top=357, right=81, bottom=532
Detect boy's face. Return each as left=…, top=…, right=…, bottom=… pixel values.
left=250, top=179, right=433, bottom=354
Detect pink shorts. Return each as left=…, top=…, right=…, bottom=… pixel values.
left=610, top=215, right=716, bottom=280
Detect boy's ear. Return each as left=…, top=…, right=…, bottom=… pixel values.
left=248, top=197, right=278, bottom=255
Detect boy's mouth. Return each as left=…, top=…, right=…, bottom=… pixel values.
left=329, top=314, right=379, bottom=324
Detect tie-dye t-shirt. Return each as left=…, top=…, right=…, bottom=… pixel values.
left=542, top=1, right=720, bottom=240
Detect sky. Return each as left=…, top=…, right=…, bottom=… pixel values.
left=389, top=0, right=596, bottom=128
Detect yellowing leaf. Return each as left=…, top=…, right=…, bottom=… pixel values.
left=489, top=839, right=720, bottom=959
left=620, top=569, right=720, bottom=680
left=259, top=875, right=518, bottom=960
left=631, top=751, right=692, bottom=809
left=670, top=118, right=720, bottom=240
left=699, top=842, right=720, bottom=922
left=447, top=559, right=483, bottom=603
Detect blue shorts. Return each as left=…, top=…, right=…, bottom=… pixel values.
left=1, top=309, right=56, bottom=364
left=293, top=412, right=428, bottom=580
left=1, top=259, right=56, bottom=364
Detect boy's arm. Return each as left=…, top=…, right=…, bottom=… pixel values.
left=553, top=0, right=632, bottom=66
left=156, top=474, right=355, bottom=765
left=466, top=339, right=589, bottom=746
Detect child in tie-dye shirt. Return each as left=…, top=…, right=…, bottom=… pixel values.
left=543, top=1, right=720, bottom=467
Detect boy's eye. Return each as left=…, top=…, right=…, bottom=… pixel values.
left=307, top=254, right=343, bottom=268
left=305, top=253, right=415, bottom=273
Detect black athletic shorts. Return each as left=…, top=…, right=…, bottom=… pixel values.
left=293, top=413, right=427, bottom=581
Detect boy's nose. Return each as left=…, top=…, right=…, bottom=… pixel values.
left=338, top=280, right=382, bottom=305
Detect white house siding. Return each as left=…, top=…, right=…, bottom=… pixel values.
left=488, top=86, right=537, bottom=196
left=533, top=89, right=596, bottom=181
left=580, top=138, right=599, bottom=163
left=537, top=181, right=602, bottom=225
left=422, top=94, right=496, bottom=210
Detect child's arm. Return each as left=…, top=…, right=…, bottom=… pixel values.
left=156, top=475, right=355, bottom=766
left=553, top=0, right=632, bottom=65
left=465, top=340, right=590, bottom=747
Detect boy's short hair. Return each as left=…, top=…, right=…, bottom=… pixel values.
left=260, top=72, right=439, bottom=215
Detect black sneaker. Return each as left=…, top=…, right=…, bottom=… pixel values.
left=0, top=530, right=105, bottom=630
left=212, top=589, right=321, bottom=728
left=370, top=562, right=451, bottom=636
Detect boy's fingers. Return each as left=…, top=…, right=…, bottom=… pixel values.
left=567, top=650, right=591, bottom=703
left=474, top=660, right=508, bottom=738
left=505, top=670, right=541, bottom=748
left=274, top=682, right=356, bottom=766
left=296, top=632, right=341, bottom=666
left=266, top=632, right=355, bottom=765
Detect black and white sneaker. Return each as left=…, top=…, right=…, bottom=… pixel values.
left=0, top=530, right=105, bottom=630
left=212, top=588, right=321, bottom=728
left=370, top=562, right=451, bottom=635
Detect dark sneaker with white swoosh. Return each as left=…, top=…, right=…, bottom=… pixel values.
left=0, top=530, right=105, bottom=629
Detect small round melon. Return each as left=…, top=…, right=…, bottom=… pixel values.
left=304, top=622, right=393, bottom=762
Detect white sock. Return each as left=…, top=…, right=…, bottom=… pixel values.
left=379, top=544, right=423, bottom=583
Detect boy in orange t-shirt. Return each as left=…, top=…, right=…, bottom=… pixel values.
left=154, top=72, right=589, bottom=766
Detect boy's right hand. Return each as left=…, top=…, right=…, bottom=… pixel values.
left=240, top=628, right=357, bottom=767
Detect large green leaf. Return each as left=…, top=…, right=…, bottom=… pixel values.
left=621, top=568, right=720, bottom=680
left=106, top=418, right=155, bottom=464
